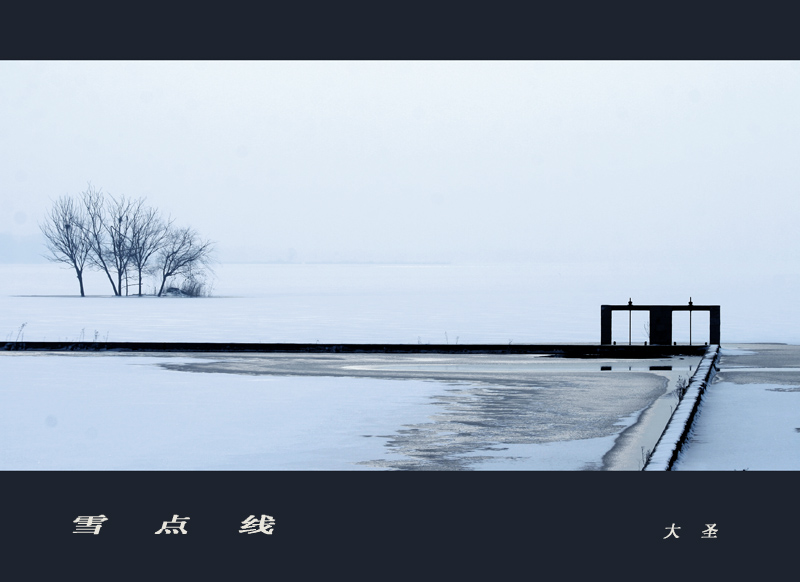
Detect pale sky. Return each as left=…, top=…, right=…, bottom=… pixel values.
left=2, top=60, right=800, bottom=266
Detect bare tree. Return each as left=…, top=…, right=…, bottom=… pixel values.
left=39, top=195, right=92, bottom=296
left=81, top=185, right=119, bottom=295
left=80, top=185, right=139, bottom=296
left=154, top=225, right=214, bottom=297
left=104, top=194, right=138, bottom=296
left=129, top=204, right=171, bottom=296
left=43, top=184, right=215, bottom=298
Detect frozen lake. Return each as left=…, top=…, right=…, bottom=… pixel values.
left=0, top=262, right=770, bottom=470
left=0, top=350, right=699, bottom=470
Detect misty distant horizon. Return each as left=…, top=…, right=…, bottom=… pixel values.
left=3, top=61, right=800, bottom=272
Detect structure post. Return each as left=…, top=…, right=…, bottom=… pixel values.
left=709, top=306, right=721, bottom=344
left=649, top=307, right=673, bottom=345
left=601, top=305, right=612, bottom=345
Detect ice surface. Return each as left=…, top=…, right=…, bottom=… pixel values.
left=0, top=352, right=691, bottom=470
left=672, top=381, right=800, bottom=470
left=0, top=353, right=437, bottom=470
left=672, top=344, right=800, bottom=471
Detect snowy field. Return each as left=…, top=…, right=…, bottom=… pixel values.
left=2, top=261, right=799, bottom=344
left=4, top=262, right=611, bottom=345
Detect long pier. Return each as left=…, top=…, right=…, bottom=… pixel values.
left=1, top=341, right=709, bottom=358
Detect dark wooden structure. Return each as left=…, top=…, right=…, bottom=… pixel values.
left=601, top=301, right=720, bottom=346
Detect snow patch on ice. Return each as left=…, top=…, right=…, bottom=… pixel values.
left=719, top=347, right=757, bottom=356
